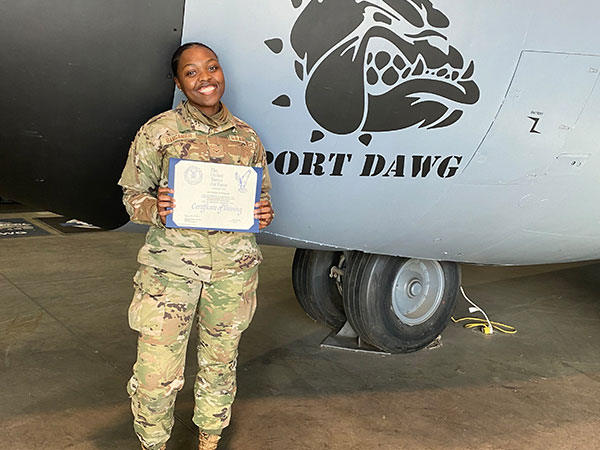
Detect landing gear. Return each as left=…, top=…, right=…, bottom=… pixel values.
left=291, top=249, right=460, bottom=353
left=291, top=249, right=346, bottom=330
left=343, top=252, right=459, bottom=353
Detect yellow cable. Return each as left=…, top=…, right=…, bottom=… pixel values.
left=451, top=316, right=517, bottom=335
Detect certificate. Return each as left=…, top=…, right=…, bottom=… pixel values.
left=165, top=158, right=262, bottom=232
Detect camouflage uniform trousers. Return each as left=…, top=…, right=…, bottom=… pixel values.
left=126, top=263, right=259, bottom=450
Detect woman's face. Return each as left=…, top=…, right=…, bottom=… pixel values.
left=174, top=46, right=225, bottom=116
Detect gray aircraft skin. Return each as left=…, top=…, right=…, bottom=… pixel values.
left=3, top=0, right=600, bottom=352
left=182, top=0, right=600, bottom=267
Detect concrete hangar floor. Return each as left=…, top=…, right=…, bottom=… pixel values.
left=1, top=207, right=600, bottom=450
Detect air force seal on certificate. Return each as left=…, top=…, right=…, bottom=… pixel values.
left=166, top=158, right=262, bottom=233
left=184, top=165, right=203, bottom=185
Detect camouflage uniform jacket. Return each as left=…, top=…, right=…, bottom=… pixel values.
left=118, top=101, right=272, bottom=282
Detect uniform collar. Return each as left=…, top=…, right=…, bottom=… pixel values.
left=175, top=100, right=236, bottom=134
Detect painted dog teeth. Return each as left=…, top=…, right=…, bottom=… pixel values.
left=289, top=0, right=480, bottom=135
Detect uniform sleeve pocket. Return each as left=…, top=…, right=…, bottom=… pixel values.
left=129, top=266, right=168, bottom=336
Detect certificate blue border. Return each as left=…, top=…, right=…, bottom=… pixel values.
left=165, top=158, right=262, bottom=233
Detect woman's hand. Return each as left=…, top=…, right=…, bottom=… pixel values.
left=157, top=187, right=175, bottom=225
left=254, top=200, right=274, bottom=230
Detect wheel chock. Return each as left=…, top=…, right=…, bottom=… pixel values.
left=320, top=321, right=391, bottom=355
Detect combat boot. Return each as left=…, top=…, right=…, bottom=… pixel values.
left=198, top=431, right=221, bottom=450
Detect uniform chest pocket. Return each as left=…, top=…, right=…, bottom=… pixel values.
left=225, top=142, right=254, bottom=166
left=129, top=265, right=169, bottom=336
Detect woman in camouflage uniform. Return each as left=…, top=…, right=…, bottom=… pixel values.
left=118, top=43, right=274, bottom=450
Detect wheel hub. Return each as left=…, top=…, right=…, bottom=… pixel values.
left=392, top=259, right=445, bottom=326
left=407, top=279, right=422, bottom=298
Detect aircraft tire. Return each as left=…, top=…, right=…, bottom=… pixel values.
left=292, top=249, right=347, bottom=330
left=343, top=253, right=459, bottom=353
left=342, top=251, right=373, bottom=341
